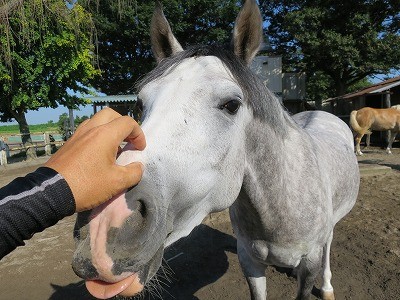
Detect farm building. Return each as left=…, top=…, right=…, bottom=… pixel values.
left=89, top=95, right=138, bottom=117
left=323, top=75, right=400, bottom=144
left=250, top=55, right=306, bottom=113
left=324, top=76, right=400, bottom=116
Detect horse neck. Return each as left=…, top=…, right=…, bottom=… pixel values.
left=240, top=109, right=313, bottom=220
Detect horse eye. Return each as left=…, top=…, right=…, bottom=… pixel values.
left=220, top=100, right=241, bottom=115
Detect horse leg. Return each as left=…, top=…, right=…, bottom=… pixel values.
left=355, top=133, right=364, bottom=155
left=386, top=130, right=397, bottom=154
left=321, top=231, right=335, bottom=300
left=295, top=247, right=322, bottom=300
left=365, top=133, right=371, bottom=149
left=237, top=241, right=267, bottom=300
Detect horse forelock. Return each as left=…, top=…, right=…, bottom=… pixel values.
left=135, top=44, right=288, bottom=130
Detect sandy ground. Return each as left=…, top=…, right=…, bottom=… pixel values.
left=0, top=147, right=399, bottom=300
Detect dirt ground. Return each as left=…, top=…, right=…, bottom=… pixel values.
left=0, top=147, right=399, bottom=300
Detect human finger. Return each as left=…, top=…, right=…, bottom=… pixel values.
left=74, top=119, right=91, bottom=133
left=78, top=108, right=122, bottom=134
left=112, top=162, right=144, bottom=191
left=124, top=127, right=146, bottom=150
left=105, top=116, right=146, bottom=151
left=79, top=119, right=91, bottom=127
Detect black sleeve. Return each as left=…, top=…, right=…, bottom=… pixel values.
left=0, top=167, right=76, bottom=259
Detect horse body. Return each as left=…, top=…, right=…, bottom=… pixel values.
left=72, top=1, right=360, bottom=299
left=230, top=110, right=358, bottom=299
left=350, top=107, right=400, bottom=155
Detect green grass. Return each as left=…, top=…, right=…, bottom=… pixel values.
left=0, top=124, right=59, bottom=135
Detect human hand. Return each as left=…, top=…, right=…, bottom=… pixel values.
left=45, top=108, right=146, bottom=212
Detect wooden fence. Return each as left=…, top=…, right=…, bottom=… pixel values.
left=0, top=133, right=64, bottom=166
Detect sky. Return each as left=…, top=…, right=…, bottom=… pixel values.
left=0, top=104, right=94, bottom=126
left=29, top=105, right=94, bottom=125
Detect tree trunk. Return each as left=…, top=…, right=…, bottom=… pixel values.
left=335, top=81, right=348, bottom=115
left=68, top=108, right=75, bottom=134
left=335, top=81, right=347, bottom=97
left=14, top=110, right=37, bottom=160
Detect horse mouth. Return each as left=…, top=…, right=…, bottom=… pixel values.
left=85, top=273, right=143, bottom=299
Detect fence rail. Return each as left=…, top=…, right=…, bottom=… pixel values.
left=0, top=132, right=64, bottom=166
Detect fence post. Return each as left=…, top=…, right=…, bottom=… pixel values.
left=44, top=133, right=51, bottom=156
left=0, top=136, right=7, bottom=166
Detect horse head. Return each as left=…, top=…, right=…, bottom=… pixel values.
left=72, top=1, right=265, bottom=298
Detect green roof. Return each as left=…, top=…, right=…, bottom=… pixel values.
left=88, top=95, right=137, bottom=103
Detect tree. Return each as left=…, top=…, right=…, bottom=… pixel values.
left=57, top=113, right=69, bottom=139
left=0, top=0, right=99, bottom=158
left=80, top=0, right=240, bottom=95
left=57, top=113, right=90, bottom=140
left=259, top=0, right=400, bottom=103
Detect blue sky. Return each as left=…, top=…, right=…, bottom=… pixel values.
left=0, top=104, right=94, bottom=125
left=29, top=105, right=93, bottom=125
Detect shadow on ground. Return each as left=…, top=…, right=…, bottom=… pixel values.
left=357, top=151, right=400, bottom=171
left=49, top=282, right=96, bottom=300
left=49, top=225, right=237, bottom=300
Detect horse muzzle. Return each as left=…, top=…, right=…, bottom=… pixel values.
left=72, top=188, right=168, bottom=298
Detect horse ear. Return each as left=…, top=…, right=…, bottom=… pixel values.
left=151, top=1, right=183, bottom=63
left=232, top=0, right=263, bottom=65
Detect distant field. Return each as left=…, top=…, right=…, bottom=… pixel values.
left=0, top=124, right=59, bottom=135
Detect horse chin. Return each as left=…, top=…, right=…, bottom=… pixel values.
left=83, top=245, right=164, bottom=299
left=85, top=273, right=143, bottom=299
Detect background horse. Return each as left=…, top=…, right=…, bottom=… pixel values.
left=72, top=1, right=360, bottom=299
left=350, top=107, right=400, bottom=155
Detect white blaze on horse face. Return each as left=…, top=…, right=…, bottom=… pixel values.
left=136, top=55, right=251, bottom=244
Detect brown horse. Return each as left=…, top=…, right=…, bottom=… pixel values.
left=350, top=107, right=400, bottom=155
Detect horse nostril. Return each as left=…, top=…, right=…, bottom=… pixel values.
left=137, top=200, right=146, bottom=218
left=129, top=199, right=147, bottom=218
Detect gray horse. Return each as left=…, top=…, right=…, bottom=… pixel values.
left=72, top=1, right=360, bottom=299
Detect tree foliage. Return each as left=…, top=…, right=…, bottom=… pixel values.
left=0, top=0, right=99, bottom=120
left=259, top=0, right=400, bottom=101
left=0, top=0, right=99, bottom=157
left=80, top=0, right=240, bottom=95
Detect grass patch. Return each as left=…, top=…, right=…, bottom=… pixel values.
left=0, top=124, right=59, bottom=135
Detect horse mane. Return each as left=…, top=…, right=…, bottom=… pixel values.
left=136, top=44, right=290, bottom=133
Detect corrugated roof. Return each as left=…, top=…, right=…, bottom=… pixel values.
left=370, top=81, right=400, bottom=94
left=88, top=95, right=137, bottom=103
left=325, top=76, right=400, bottom=102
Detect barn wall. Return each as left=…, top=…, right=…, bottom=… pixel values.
left=390, top=86, right=400, bottom=105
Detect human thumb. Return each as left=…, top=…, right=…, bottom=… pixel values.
left=115, top=162, right=144, bottom=191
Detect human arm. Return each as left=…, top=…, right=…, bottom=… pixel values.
left=0, top=167, right=75, bottom=258
left=0, top=108, right=145, bottom=259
